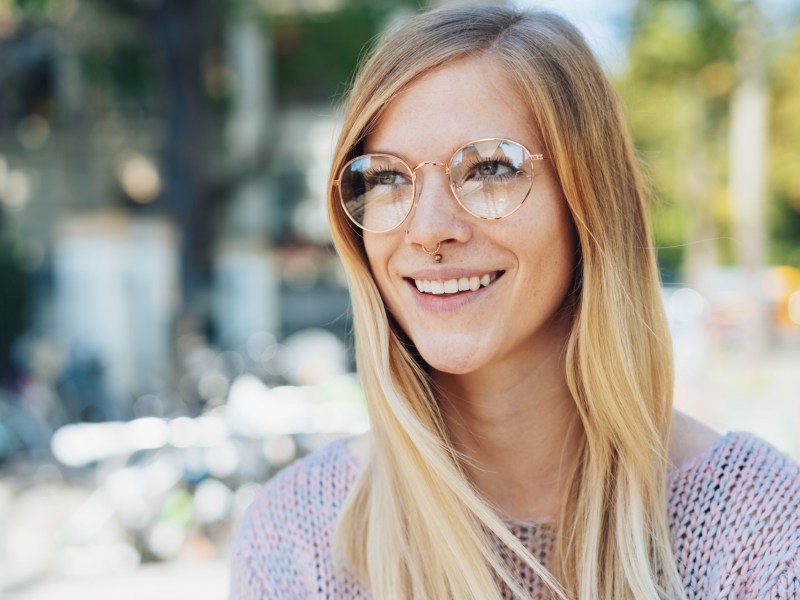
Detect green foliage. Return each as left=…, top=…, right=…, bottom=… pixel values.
left=622, top=0, right=735, bottom=273
left=81, top=40, right=156, bottom=104
left=270, top=10, right=375, bottom=104
left=768, top=28, right=800, bottom=267
left=629, top=0, right=738, bottom=77
left=267, top=1, right=422, bottom=104
left=10, top=0, right=55, bottom=19
left=621, top=0, right=800, bottom=273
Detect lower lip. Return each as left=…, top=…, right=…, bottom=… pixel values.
left=406, top=275, right=502, bottom=313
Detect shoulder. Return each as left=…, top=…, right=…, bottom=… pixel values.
left=229, top=436, right=362, bottom=598
left=668, top=429, right=800, bottom=595
left=669, top=429, right=800, bottom=512
left=667, top=409, right=722, bottom=471
left=243, top=435, right=360, bottom=526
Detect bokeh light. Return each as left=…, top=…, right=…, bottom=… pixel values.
left=116, top=152, right=162, bottom=204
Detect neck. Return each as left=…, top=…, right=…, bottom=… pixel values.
left=434, top=348, right=581, bottom=523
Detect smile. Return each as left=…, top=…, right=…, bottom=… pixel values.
left=411, top=271, right=502, bottom=295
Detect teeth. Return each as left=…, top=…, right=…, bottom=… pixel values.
left=413, top=272, right=499, bottom=295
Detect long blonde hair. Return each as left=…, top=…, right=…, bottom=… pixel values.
left=326, top=5, right=684, bottom=599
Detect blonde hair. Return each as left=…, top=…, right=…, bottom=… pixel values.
left=327, top=5, right=684, bottom=599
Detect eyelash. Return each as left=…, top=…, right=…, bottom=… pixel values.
left=461, top=156, right=516, bottom=174
left=361, top=168, right=409, bottom=180
left=362, top=157, right=516, bottom=176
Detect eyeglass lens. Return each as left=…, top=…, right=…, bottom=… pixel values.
left=338, top=139, right=533, bottom=232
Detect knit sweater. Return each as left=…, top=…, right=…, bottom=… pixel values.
left=230, top=431, right=800, bottom=599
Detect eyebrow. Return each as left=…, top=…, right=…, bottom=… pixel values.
left=362, top=136, right=521, bottom=162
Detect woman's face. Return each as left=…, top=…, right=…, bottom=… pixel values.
left=363, top=55, right=577, bottom=378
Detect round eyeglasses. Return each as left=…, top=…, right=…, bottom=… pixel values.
left=334, top=138, right=545, bottom=233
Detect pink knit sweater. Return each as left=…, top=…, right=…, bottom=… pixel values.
left=230, top=432, right=800, bottom=599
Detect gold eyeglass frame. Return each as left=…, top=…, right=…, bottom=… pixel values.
left=333, top=137, right=546, bottom=233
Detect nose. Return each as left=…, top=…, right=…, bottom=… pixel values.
left=405, top=164, right=471, bottom=251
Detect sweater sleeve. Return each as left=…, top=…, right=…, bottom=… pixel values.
left=669, top=432, right=800, bottom=598
left=228, top=438, right=361, bottom=600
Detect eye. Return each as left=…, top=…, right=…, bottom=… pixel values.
left=366, top=170, right=409, bottom=186
left=470, top=160, right=515, bottom=179
left=379, top=171, right=401, bottom=185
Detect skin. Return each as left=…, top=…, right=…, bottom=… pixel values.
left=358, top=55, right=719, bottom=522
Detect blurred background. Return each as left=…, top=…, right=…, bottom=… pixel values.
left=0, top=0, right=798, bottom=598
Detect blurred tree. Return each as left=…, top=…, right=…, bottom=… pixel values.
left=621, top=0, right=800, bottom=283
left=265, top=0, right=421, bottom=105
left=619, top=0, right=739, bottom=285
left=3, top=0, right=423, bottom=301
left=5, top=0, right=52, bottom=19
left=0, top=216, right=31, bottom=382
left=143, top=0, right=223, bottom=302
left=3, top=0, right=226, bottom=306
left=769, top=27, right=800, bottom=267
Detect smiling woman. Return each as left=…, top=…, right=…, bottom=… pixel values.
left=361, top=57, right=575, bottom=377
left=229, top=5, right=800, bottom=600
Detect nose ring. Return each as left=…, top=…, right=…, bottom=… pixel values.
left=421, top=242, right=442, bottom=263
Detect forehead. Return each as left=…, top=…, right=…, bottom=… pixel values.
left=365, top=55, right=540, bottom=159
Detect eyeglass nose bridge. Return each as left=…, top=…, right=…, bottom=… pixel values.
left=411, top=160, right=449, bottom=175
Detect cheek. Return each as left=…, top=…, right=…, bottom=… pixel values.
left=519, top=208, right=577, bottom=296
left=363, top=234, right=398, bottom=306
left=363, top=232, right=383, bottom=272
left=548, top=213, right=577, bottom=264
left=544, top=193, right=577, bottom=255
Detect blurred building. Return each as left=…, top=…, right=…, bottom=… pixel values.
left=54, top=213, right=178, bottom=416
left=0, top=0, right=398, bottom=412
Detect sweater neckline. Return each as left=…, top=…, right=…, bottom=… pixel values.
left=338, top=430, right=741, bottom=532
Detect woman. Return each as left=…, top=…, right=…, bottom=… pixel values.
left=230, top=5, right=800, bottom=599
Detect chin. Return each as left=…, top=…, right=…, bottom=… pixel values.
left=416, top=345, right=485, bottom=375
left=426, top=361, right=473, bottom=376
